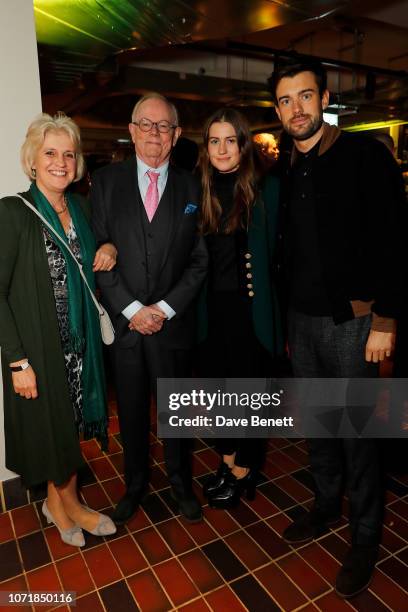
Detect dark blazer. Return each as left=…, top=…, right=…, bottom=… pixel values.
left=197, top=174, right=284, bottom=356
left=279, top=131, right=407, bottom=323
left=90, top=157, right=208, bottom=349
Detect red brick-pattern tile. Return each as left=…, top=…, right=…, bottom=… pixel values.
left=108, top=535, right=148, bottom=576
left=10, top=504, right=40, bottom=538
left=154, top=558, right=199, bottom=606
left=88, top=457, right=117, bottom=481
left=319, top=533, right=350, bottom=563
left=267, top=511, right=292, bottom=536
left=179, top=548, right=223, bottom=594
left=192, top=480, right=207, bottom=506
left=299, top=542, right=341, bottom=585
left=149, top=441, right=164, bottom=463
left=381, top=525, right=407, bottom=553
left=80, top=483, right=111, bottom=511
left=127, top=568, right=171, bottom=612
left=268, top=438, right=290, bottom=450
left=295, top=439, right=307, bottom=451
left=3, top=429, right=408, bottom=612
left=75, top=591, right=104, bottom=612
left=370, top=566, right=408, bottom=609
left=255, top=562, right=308, bottom=609
left=156, top=518, right=195, bottom=555
left=81, top=439, right=104, bottom=460
left=350, top=588, right=390, bottom=611
left=197, top=448, right=220, bottom=471
left=102, top=477, right=126, bottom=504
left=377, top=556, right=408, bottom=592
left=283, top=444, right=310, bottom=467
left=227, top=502, right=259, bottom=528
left=247, top=520, right=291, bottom=559
left=43, top=525, right=82, bottom=561
left=396, top=546, right=408, bottom=565
left=133, top=526, right=172, bottom=565
left=275, top=474, right=313, bottom=503
left=385, top=489, right=398, bottom=505
left=384, top=509, right=408, bottom=540
left=0, top=512, right=14, bottom=543
left=389, top=499, right=408, bottom=520
left=108, top=415, right=120, bottom=434
left=181, top=517, right=218, bottom=546
left=262, top=458, right=285, bottom=479
left=178, top=597, right=211, bottom=611
left=0, top=575, right=30, bottom=612
left=109, top=452, right=124, bottom=476
left=27, top=564, right=63, bottom=612
left=315, top=591, right=355, bottom=611
left=27, top=563, right=62, bottom=592
left=83, top=543, right=122, bottom=588
left=278, top=553, right=330, bottom=599
left=126, top=507, right=152, bottom=532
left=269, top=449, right=301, bottom=474
left=150, top=464, right=168, bottom=490
left=192, top=455, right=210, bottom=477
left=56, top=553, right=94, bottom=597
left=225, top=529, right=270, bottom=570
left=244, top=491, right=280, bottom=519
left=203, top=506, right=240, bottom=536
left=392, top=473, right=408, bottom=485
left=0, top=576, right=28, bottom=591
left=106, top=435, right=122, bottom=454
left=205, top=585, right=247, bottom=611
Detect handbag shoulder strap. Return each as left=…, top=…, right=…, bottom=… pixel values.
left=16, top=194, right=104, bottom=316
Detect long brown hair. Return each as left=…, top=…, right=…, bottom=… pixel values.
left=200, top=108, right=256, bottom=234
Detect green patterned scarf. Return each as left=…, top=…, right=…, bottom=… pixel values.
left=30, top=183, right=108, bottom=446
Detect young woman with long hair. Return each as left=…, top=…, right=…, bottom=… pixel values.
left=197, top=108, right=283, bottom=508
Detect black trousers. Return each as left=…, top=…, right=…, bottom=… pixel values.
left=288, top=310, right=383, bottom=546
left=197, top=291, right=273, bottom=469
left=111, top=335, right=193, bottom=497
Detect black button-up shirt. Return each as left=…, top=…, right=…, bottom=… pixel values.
left=288, top=140, right=332, bottom=315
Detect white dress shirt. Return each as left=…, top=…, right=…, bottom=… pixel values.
left=122, top=156, right=176, bottom=322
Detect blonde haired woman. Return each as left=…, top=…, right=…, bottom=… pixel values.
left=0, top=112, right=116, bottom=546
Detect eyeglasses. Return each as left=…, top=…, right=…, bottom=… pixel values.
left=131, top=118, right=177, bottom=133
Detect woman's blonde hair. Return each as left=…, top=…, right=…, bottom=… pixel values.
left=21, top=112, right=85, bottom=182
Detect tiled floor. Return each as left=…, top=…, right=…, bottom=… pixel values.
left=1, top=408, right=408, bottom=611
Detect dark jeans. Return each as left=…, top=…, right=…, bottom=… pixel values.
left=288, top=310, right=383, bottom=546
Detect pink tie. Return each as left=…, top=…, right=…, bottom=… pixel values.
left=145, top=170, right=160, bottom=222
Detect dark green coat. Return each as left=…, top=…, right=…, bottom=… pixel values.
left=0, top=190, right=86, bottom=487
left=197, top=174, right=284, bottom=356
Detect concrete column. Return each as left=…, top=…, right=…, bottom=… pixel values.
left=0, top=0, right=42, bottom=481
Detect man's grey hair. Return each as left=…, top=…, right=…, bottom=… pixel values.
left=131, top=93, right=179, bottom=126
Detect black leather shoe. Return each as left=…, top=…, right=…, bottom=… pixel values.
left=335, top=545, right=378, bottom=598
left=203, top=462, right=231, bottom=498
left=112, top=490, right=148, bottom=525
left=208, top=469, right=257, bottom=509
left=282, top=507, right=342, bottom=544
left=171, top=490, right=203, bottom=523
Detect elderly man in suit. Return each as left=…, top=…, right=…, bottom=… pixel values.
left=91, top=93, right=208, bottom=524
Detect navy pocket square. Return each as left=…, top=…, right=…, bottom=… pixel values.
left=184, top=203, right=197, bottom=214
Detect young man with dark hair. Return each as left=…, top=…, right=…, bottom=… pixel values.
left=270, top=58, right=406, bottom=598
